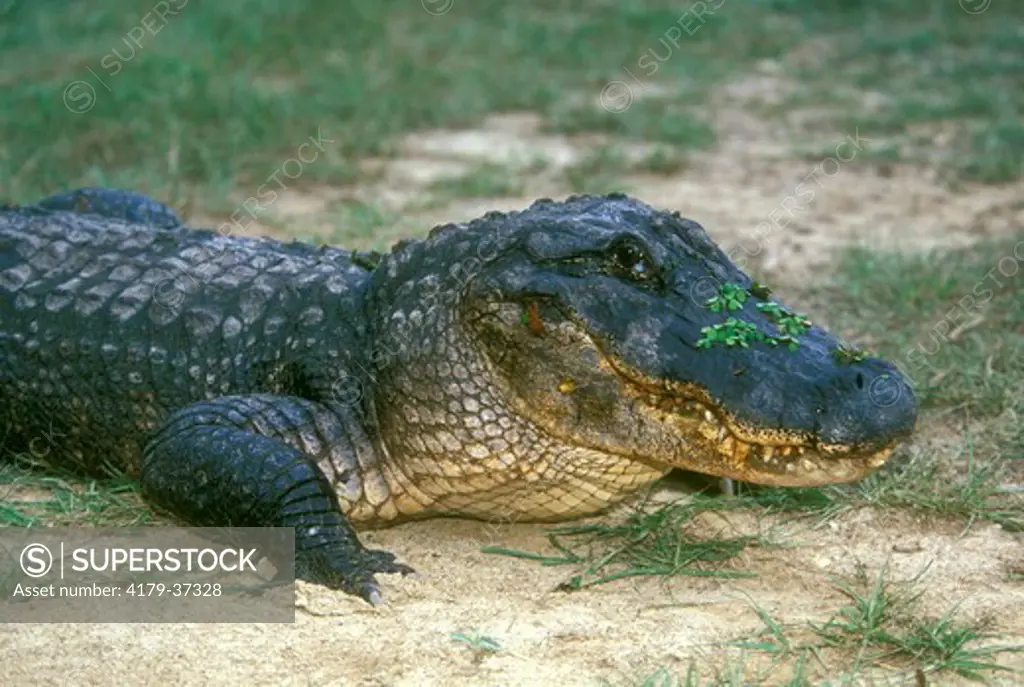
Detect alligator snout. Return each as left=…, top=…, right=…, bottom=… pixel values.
left=815, top=359, right=918, bottom=450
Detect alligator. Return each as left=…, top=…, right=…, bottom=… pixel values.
left=0, top=189, right=918, bottom=603
left=24, top=187, right=186, bottom=229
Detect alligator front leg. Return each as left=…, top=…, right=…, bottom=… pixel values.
left=141, top=395, right=412, bottom=604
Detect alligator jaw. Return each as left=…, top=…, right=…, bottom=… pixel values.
left=609, top=361, right=905, bottom=488
left=642, top=391, right=897, bottom=487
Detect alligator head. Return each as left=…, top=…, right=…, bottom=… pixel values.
left=365, top=194, right=917, bottom=521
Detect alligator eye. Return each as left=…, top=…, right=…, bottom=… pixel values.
left=606, top=237, right=656, bottom=282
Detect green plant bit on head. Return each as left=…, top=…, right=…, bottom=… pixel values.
left=697, top=284, right=815, bottom=351
left=697, top=317, right=766, bottom=349
left=775, top=334, right=800, bottom=352
left=777, top=313, right=812, bottom=337
left=705, top=282, right=749, bottom=312
left=834, top=343, right=871, bottom=364
left=750, top=282, right=772, bottom=300
left=697, top=292, right=812, bottom=351
left=755, top=301, right=784, bottom=318
left=757, top=301, right=812, bottom=337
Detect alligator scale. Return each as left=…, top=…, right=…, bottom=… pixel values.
left=0, top=189, right=917, bottom=602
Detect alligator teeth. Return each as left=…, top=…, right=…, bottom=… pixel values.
left=867, top=450, right=891, bottom=468
left=762, top=447, right=775, bottom=463
left=801, top=459, right=816, bottom=472
left=733, top=441, right=750, bottom=462
left=704, top=410, right=715, bottom=423
left=779, top=447, right=792, bottom=458
left=717, top=427, right=728, bottom=441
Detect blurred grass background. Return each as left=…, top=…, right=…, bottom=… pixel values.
left=1, top=0, right=1022, bottom=204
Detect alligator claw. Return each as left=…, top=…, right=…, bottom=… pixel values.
left=295, top=546, right=415, bottom=604
left=361, top=548, right=416, bottom=576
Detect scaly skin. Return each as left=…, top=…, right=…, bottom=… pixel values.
left=0, top=190, right=918, bottom=603
left=23, top=187, right=185, bottom=229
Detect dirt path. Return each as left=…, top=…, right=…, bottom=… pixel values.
left=3, top=69, right=1023, bottom=686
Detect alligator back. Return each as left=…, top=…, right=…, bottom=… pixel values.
left=0, top=208, right=371, bottom=476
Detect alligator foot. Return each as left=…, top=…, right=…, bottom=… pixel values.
left=296, top=546, right=414, bottom=605
left=141, top=395, right=411, bottom=604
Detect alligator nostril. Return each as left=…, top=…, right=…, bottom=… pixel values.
left=816, top=364, right=918, bottom=446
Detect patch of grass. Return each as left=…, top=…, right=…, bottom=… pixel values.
left=847, top=439, right=1022, bottom=531
left=0, top=464, right=153, bottom=528
left=956, top=116, right=1024, bottom=183
left=483, top=495, right=766, bottom=591
left=773, top=0, right=1024, bottom=182
left=736, top=485, right=846, bottom=522
left=603, top=652, right=809, bottom=687
left=599, top=665, right=696, bottom=687
left=820, top=568, right=1020, bottom=680
left=547, top=98, right=717, bottom=150
left=858, top=141, right=904, bottom=164
left=736, top=434, right=1022, bottom=533
left=0, top=0, right=753, bottom=205
left=313, top=199, right=397, bottom=249
left=733, top=566, right=1021, bottom=683
left=632, top=147, right=688, bottom=176
left=2, top=0, right=1019, bottom=215
left=426, top=163, right=527, bottom=201
left=561, top=143, right=698, bottom=195
left=563, top=146, right=632, bottom=195
left=451, top=630, right=501, bottom=663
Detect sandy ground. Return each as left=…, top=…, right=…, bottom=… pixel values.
left=2, top=505, right=1023, bottom=686
left=3, top=65, right=1024, bottom=686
